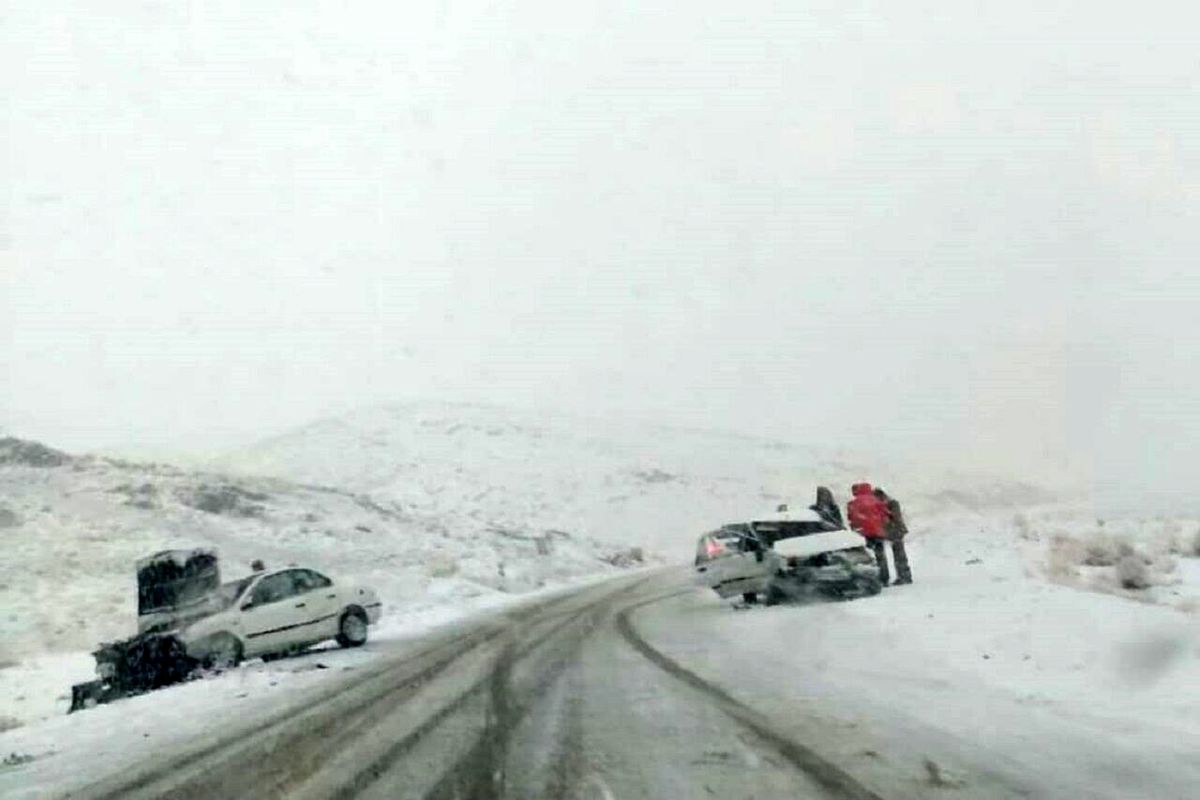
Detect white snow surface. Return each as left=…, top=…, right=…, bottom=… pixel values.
left=215, top=401, right=1066, bottom=561
left=641, top=513, right=1200, bottom=799
left=0, top=575, right=632, bottom=800
left=0, top=429, right=647, bottom=662
left=2, top=404, right=1198, bottom=798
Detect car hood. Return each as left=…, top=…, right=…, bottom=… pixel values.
left=771, top=529, right=864, bottom=559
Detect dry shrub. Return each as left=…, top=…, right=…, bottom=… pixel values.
left=1013, top=513, right=1037, bottom=541
left=1046, top=535, right=1084, bottom=581
left=1116, top=554, right=1151, bottom=590
left=1082, top=534, right=1122, bottom=567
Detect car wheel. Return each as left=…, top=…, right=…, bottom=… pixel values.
left=336, top=609, right=368, bottom=648
left=204, top=634, right=243, bottom=670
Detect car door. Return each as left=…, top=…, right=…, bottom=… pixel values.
left=707, top=530, right=774, bottom=598
left=290, top=568, right=342, bottom=639
left=239, top=571, right=314, bottom=656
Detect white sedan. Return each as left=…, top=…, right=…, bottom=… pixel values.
left=177, top=566, right=382, bottom=667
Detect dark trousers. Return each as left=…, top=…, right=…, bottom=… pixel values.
left=867, top=538, right=912, bottom=584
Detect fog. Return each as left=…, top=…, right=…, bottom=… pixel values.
left=4, top=2, right=1198, bottom=512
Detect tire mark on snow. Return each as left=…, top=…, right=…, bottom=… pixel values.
left=615, top=595, right=885, bottom=800
left=420, top=596, right=615, bottom=800
left=542, top=668, right=586, bottom=800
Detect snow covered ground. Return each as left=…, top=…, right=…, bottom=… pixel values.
left=0, top=424, right=650, bottom=743
left=2, top=404, right=1197, bottom=797
left=639, top=509, right=1200, bottom=799
left=216, top=401, right=1065, bottom=562
left=0, top=570, right=641, bottom=800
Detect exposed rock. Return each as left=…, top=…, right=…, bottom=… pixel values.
left=601, top=546, right=645, bottom=567
left=632, top=468, right=677, bottom=484
left=0, top=437, right=71, bottom=468
left=177, top=484, right=268, bottom=517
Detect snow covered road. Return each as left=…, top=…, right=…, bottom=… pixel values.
left=26, top=571, right=865, bottom=800
left=3, top=562, right=1196, bottom=799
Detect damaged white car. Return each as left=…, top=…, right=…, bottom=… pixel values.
left=176, top=564, right=383, bottom=668
left=71, top=550, right=382, bottom=710
left=694, top=496, right=882, bottom=604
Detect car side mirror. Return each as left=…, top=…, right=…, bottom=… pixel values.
left=241, top=600, right=255, bottom=611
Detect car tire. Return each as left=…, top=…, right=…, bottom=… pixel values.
left=335, top=608, right=368, bottom=648
left=764, top=583, right=788, bottom=606
left=204, top=633, right=243, bottom=670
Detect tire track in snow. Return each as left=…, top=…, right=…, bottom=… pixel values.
left=615, top=594, right=885, bottom=800
left=82, top=576, right=644, bottom=800
left=417, top=591, right=616, bottom=800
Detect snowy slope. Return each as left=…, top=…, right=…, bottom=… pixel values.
left=2, top=408, right=1198, bottom=798
left=638, top=508, right=1200, bottom=800
left=0, top=435, right=645, bottom=664
left=218, top=401, right=1200, bottom=610
left=217, top=401, right=1059, bottom=561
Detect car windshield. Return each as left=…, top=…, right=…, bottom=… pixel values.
left=214, top=577, right=254, bottom=609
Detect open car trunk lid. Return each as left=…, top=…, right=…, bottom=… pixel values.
left=136, top=548, right=220, bottom=632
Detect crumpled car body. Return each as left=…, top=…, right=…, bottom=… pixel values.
left=694, top=498, right=881, bottom=603
left=70, top=549, right=382, bottom=711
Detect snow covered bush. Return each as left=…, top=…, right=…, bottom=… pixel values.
left=1082, top=534, right=1122, bottom=567
left=1046, top=535, right=1084, bottom=580
left=1013, top=513, right=1036, bottom=541
left=177, top=484, right=268, bottom=517
left=1116, top=554, right=1151, bottom=590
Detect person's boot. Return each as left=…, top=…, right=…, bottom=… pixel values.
left=892, top=576, right=913, bottom=586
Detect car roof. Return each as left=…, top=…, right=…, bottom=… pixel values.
left=253, top=566, right=316, bottom=578
left=726, top=505, right=826, bottom=527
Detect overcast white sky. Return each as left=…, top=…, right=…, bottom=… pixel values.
left=3, top=1, right=1198, bottom=509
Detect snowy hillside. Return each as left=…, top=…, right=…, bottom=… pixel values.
left=216, top=400, right=1200, bottom=617
left=217, top=402, right=1054, bottom=561
left=0, top=435, right=645, bottom=661
left=218, top=402, right=1200, bottom=606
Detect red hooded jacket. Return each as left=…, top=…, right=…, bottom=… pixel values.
left=847, top=482, right=888, bottom=539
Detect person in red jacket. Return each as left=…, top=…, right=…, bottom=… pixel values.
left=847, top=482, right=891, bottom=584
